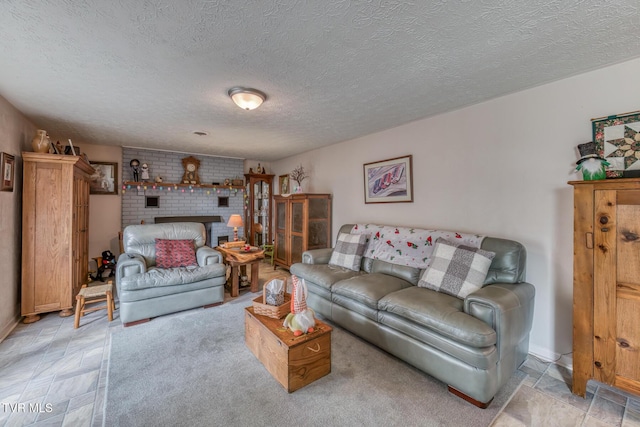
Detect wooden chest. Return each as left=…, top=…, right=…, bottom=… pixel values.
left=244, top=306, right=332, bottom=392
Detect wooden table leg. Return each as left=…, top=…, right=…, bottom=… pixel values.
left=106, top=289, right=114, bottom=322
left=250, top=261, right=260, bottom=293
left=231, top=265, right=239, bottom=297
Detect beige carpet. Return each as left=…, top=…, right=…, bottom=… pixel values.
left=104, top=274, right=524, bottom=426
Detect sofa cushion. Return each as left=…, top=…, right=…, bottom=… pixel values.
left=369, top=259, right=422, bottom=285
left=329, top=233, right=368, bottom=271
left=120, top=264, right=226, bottom=291
left=418, top=238, right=495, bottom=299
left=155, top=239, right=197, bottom=268
left=289, top=263, right=363, bottom=291
left=332, top=273, right=413, bottom=310
left=118, top=274, right=226, bottom=302
left=379, top=287, right=496, bottom=348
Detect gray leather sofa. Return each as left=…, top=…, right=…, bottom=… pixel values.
left=290, top=224, right=535, bottom=407
left=116, top=222, right=227, bottom=326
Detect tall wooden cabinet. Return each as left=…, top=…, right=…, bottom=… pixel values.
left=570, top=178, right=640, bottom=397
left=244, top=173, right=274, bottom=247
left=21, top=153, right=94, bottom=323
left=273, top=194, right=331, bottom=268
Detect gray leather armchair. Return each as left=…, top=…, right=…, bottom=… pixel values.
left=116, top=222, right=227, bottom=326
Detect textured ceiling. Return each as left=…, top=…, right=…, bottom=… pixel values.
left=1, top=1, right=639, bottom=161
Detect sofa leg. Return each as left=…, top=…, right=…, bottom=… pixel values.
left=123, top=318, right=150, bottom=327
left=204, top=302, right=223, bottom=309
left=447, top=386, right=493, bottom=409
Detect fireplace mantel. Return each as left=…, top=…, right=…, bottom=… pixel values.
left=154, top=216, right=225, bottom=246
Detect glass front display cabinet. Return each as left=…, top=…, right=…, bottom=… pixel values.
left=244, top=173, right=274, bottom=247
left=273, top=193, right=332, bottom=268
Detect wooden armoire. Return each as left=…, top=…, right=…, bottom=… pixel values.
left=21, top=152, right=94, bottom=323
left=273, top=193, right=331, bottom=268
left=570, top=178, right=640, bottom=397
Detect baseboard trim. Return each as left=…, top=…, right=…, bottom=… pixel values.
left=528, top=345, right=573, bottom=370
left=0, top=310, right=22, bottom=343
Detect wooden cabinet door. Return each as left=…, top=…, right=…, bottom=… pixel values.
left=274, top=198, right=288, bottom=266
left=594, top=189, right=640, bottom=393
left=289, top=199, right=307, bottom=265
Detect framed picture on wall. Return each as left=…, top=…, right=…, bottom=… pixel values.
left=592, top=110, right=640, bottom=178
left=1, top=152, right=15, bottom=192
left=363, top=155, right=413, bottom=204
left=90, top=161, right=118, bottom=195
left=279, top=174, right=289, bottom=194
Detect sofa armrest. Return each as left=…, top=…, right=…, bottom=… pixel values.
left=197, top=246, right=222, bottom=266
left=302, top=248, right=333, bottom=264
left=116, top=253, right=147, bottom=281
left=464, top=282, right=535, bottom=358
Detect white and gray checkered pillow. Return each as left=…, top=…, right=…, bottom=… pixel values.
left=329, top=233, right=369, bottom=271
left=418, top=238, right=495, bottom=299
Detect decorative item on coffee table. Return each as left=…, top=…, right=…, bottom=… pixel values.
left=283, top=275, right=316, bottom=336
left=252, top=276, right=290, bottom=319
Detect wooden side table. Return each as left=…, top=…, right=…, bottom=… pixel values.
left=215, top=246, right=264, bottom=297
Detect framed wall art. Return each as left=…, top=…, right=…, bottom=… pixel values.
left=1, top=152, right=15, bottom=192
left=592, top=110, right=640, bottom=178
left=90, top=161, right=118, bottom=195
left=279, top=174, right=289, bottom=194
left=363, top=155, right=413, bottom=204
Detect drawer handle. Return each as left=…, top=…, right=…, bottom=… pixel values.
left=307, top=343, right=320, bottom=353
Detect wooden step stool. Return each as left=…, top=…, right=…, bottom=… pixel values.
left=74, top=282, right=115, bottom=328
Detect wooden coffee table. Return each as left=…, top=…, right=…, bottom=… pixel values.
left=244, top=306, right=332, bottom=392
left=215, top=245, right=264, bottom=297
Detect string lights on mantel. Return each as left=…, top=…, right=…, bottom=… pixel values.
left=121, top=181, right=244, bottom=196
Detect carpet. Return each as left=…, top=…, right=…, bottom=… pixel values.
left=104, top=293, right=524, bottom=426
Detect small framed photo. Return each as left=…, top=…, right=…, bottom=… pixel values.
left=64, top=144, right=79, bottom=156
left=1, top=152, right=15, bottom=192
left=279, top=174, right=289, bottom=194
left=363, top=155, right=413, bottom=204
left=90, top=161, right=118, bottom=195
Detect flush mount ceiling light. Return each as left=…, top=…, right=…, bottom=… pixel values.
left=228, top=87, right=266, bottom=111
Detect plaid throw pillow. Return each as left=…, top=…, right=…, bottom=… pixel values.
left=155, top=239, right=198, bottom=268
left=329, top=233, right=368, bottom=271
left=418, top=238, right=495, bottom=299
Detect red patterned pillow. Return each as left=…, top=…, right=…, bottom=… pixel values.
left=155, top=239, right=197, bottom=268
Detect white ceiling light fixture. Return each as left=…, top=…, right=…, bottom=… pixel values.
left=228, top=87, right=266, bottom=111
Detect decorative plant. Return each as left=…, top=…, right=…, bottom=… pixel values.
left=290, top=164, right=308, bottom=186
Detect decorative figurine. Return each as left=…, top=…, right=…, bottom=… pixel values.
left=283, top=275, right=316, bottom=336
left=140, top=163, right=150, bottom=181
left=130, top=159, right=140, bottom=182
left=576, top=142, right=609, bottom=181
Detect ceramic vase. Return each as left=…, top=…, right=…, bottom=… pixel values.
left=31, top=130, right=51, bottom=153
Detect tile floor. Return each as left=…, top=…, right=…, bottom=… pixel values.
left=1, top=263, right=639, bottom=427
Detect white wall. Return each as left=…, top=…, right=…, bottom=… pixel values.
left=273, top=56, right=640, bottom=361
left=0, top=95, right=35, bottom=340
left=80, top=143, right=123, bottom=260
